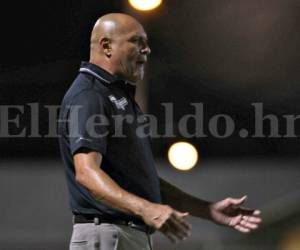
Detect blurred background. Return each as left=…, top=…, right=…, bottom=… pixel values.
left=0, top=0, right=300, bottom=249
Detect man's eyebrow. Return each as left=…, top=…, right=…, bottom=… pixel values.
left=130, top=35, right=148, bottom=41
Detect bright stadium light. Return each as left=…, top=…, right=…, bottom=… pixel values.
left=168, top=142, right=198, bottom=171
left=280, top=226, right=300, bottom=250
left=128, top=0, right=162, bottom=11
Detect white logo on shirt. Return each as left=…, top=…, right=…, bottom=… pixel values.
left=75, top=137, right=92, bottom=143
left=108, top=95, right=128, bottom=110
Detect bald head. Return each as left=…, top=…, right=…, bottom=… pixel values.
left=91, top=13, right=144, bottom=46
left=89, top=13, right=151, bottom=82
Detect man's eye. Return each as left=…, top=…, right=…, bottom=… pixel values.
left=130, top=38, right=140, bottom=44
left=129, top=37, right=149, bottom=47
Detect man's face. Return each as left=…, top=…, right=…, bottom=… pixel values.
left=111, top=25, right=151, bottom=83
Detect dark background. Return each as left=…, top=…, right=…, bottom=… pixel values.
left=1, top=0, right=300, bottom=159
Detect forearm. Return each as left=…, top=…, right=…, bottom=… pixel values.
left=160, top=178, right=212, bottom=219
left=76, top=165, right=151, bottom=218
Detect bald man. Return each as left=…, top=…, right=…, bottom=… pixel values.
left=58, top=13, right=261, bottom=250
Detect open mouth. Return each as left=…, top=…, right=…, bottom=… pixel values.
left=136, top=61, right=146, bottom=65
left=136, top=57, right=147, bottom=65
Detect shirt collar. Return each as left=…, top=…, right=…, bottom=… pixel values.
left=79, top=61, right=136, bottom=97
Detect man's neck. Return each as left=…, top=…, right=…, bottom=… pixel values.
left=89, top=58, right=115, bottom=76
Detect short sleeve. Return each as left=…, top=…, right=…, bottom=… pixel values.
left=67, top=90, right=110, bottom=155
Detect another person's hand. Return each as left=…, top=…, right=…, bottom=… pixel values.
left=142, top=203, right=192, bottom=243
left=209, top=196, right=262, bottom=233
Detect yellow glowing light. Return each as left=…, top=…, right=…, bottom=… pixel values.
left=279, top=226, right=300, bottom=250
left=128, top=0, right=162, bottom=11
left=168, top=142, right=198, bottom=171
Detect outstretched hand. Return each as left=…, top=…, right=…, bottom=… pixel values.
left=209, top=196, right=262, bottom=233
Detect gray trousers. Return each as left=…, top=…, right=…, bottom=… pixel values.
left=70, top=223, right=153, bottom=250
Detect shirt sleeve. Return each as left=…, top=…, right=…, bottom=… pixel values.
left=67, top=90, right=110, bottom=155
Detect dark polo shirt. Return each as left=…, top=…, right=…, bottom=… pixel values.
left=58, top=62, right=161, bottom=224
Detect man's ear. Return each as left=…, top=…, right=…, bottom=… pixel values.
left=100, top=38, right=112, bottom=58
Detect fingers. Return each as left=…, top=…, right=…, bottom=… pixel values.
left=240, top=209, right=262, bottom=227
left=160, top=211, right=191, bottom=243
left=228, top=214, right=242, bottom=227
left=238, top=207, right=261, bottom=216
left=170, top=214, right=191, bottom=235
left=216, top=196, right=248, bottom=211
left=161, top=223, right=180, bottom=243
left=173, top=212, right=192, bottom=230
left=234, top=224, right=251, bottom=233
left=176, top=211, right=189, bottom=218
left=253, top=210, right=261, bottom=216
left=240, top=219, right=258, bottom=230
left=236, top=220, right=257, bottom=233
left=232, top=212, right=262, bottom=233
left=242, top=215, right=262, bottom=224
left=168, top=218, right=190, bottom=240
left=161, top=223, right=187, bottom=243
left=214, top=195, right=262, bottom=234
left=230, top=195, right=247, bottom=206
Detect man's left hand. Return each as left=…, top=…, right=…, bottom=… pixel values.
left=209, top=196, right=262, bottom=233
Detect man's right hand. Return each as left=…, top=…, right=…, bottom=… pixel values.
left=141, top=202, right=192, bottom=243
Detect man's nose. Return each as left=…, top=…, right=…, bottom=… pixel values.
left=140, top=46, right=151, bottom=55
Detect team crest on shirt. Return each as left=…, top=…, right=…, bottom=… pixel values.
left=108, top=95, right=128, bottom=110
